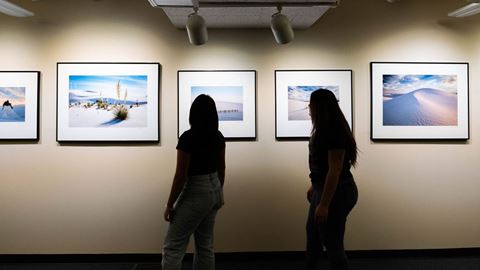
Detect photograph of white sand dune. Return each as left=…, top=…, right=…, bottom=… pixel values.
left=191, top=86, right=243, bottom=121
left=288, top=86, right=339, bottom=120
left=383, top=75, right=458, bottom=126
left=0, top=87, right=26, bottom=122
left=69, top=75, right=148, bottom=127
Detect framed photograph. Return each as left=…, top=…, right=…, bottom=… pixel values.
left=178, top=70, right=256, bottom=140
left=57, top=62, right=160, bottom=142
left=371, top=62, right=469, bottom=140
left=275, top=70, right=353, bottom=140
left=0, top=71, right=40, bottom=141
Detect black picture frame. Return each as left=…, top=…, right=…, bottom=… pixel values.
left=370, top=62, right=469, bottom=141
left=0, top=71, right=40, bottom=141
left=56, top=62, right=161, bottom=143
left=177, top=70, right=257, bottom=141
left=275, top=69, right=353, bottom=140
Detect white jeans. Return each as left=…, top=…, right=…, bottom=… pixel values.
left=162, top=172, right=223, bottom=270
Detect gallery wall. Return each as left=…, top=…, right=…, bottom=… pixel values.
left=0, top=0, right=479, bottom=253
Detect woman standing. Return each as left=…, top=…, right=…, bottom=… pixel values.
left=162, top=94, right=226, bottom=270
left=306, top=90, right=358, bottom=270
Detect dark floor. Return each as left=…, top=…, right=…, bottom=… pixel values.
left=0, top=256, right=479, bottom=270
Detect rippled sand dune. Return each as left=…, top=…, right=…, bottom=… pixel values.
left=383, top=88, right=457, bottom=126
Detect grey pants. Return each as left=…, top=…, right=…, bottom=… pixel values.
left=162, top=172, right=223, bottom=270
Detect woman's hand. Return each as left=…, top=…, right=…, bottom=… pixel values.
left=164, top=150, right=190, bottom=223
left=164, top=205, right=174, bottom=222
left=307, top=185, right=314, bottom=202
left=315, top=205, right=329, bottom=225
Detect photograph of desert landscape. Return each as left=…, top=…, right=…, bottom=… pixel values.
left=68, top=75, right=148, bottom=127
left=191, top=86, right=244, bottom=121
left=0, top=86, right=25, bottom=122
left=288, top=85, right=339, bottom=121
left=383, top=74, right=458, bottom=126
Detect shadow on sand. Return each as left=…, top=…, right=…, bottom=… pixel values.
left=100, top=118, right=124, bottom=126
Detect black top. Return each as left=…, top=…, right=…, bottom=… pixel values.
left=177, top=129, right=226, bottom=176
left=308, top=132, right=353, bottom=183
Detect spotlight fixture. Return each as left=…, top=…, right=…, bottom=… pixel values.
left=0, top=0, right=34, bottom=17
left=186, top=6, right=208, bottom=45
left=270, top=6, right=294, bottom=45
left=448, top=0, right=480, bottom=17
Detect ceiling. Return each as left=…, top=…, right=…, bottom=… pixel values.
left=148, top=0, right=338, bottom=29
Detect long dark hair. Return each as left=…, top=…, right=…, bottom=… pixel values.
left=189, top=94, right=219, bottom=134
left=310, top=89, right=357, bottom=166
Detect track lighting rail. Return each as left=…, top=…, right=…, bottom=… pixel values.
left=148, top=0, right=339, bottom=45
left=151, top=1, right=339, bottom=8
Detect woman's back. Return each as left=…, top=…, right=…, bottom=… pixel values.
left=177, top=129, right=225, bottom=176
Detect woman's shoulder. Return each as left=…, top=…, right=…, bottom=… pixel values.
left=179, top=129, right=193, bottom=140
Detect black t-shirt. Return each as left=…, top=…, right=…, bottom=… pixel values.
left=308, top=131, right=353, bottom=182
left=177, top=129, right=226, bottom=176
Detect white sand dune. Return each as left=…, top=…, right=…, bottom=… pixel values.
left=383, top=88, right=457, bottom=126
left=215, top=101, right=243, bottom=121
left=288, top=99, right=309, bottom=121
left=216, top=101, right=242, bottom=112
left=69, top=105, right=147, bottom=128
left=0, top=106, right=25, bottom=122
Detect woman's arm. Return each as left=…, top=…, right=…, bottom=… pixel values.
left=315, top=149, right=345, bottom=224
left=164, top=150, right=191, bottom=222
left=217, top=147, right=226, bottom=187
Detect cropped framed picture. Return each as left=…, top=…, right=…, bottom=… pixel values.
left=0, top=71, right=40, bottom=141
left=371, top=62, right=469, bottom=140
left=275, top=70, right=353, bottom=140
left=57, top=62, right=160, bottom=142
left=178, top=70, right=256, bottom=140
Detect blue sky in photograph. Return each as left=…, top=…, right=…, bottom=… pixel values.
left=383, top=75, right=457, bottom=94
left=0, top=87, right=26, bottom=104
left=69, top=75, right=148, bottom=101
left=191, top=86, right=243, bottom=104
left=288, top=86, right=320, bottom=93
left=288, top=86, right=339, bottom=102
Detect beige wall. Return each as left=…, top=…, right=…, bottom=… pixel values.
left=0, top=0, right=479, bottom=254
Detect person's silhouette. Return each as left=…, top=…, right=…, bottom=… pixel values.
left=162, top=94, right=226, bottom=270
left=305, top=89, right=359, bottom=270
left=2, top=100, right=13, bottom=110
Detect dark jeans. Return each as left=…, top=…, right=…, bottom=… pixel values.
left=306, top=177, right=358, bottom=270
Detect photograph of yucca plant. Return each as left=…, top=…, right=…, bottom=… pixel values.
left=68, top=75, right=148, bottom=127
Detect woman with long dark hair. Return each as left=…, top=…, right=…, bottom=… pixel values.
left=162, top=94, right=226, bottom=270
left=306, top=89, right=358, bottom=270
